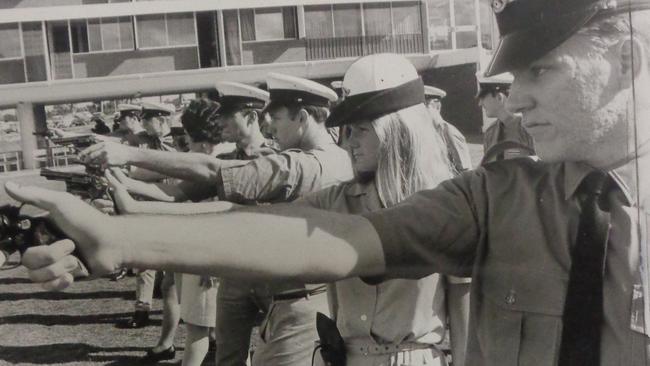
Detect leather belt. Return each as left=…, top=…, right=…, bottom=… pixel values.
left=271, top=285, right=327, bottom=301
left=345, top=341, right=435, bottom=356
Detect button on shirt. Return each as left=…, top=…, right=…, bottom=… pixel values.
left=362, top=157, right=650, bottom=365
left=301, top=181, right=446, bottom=345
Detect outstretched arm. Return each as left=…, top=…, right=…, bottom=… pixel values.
left=79, top=141, right=247, bottom=183
left=105, top=170, right=238, bottom=215
left=6, top=182, right=386, bottom=290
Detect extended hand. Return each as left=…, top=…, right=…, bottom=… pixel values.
left=5, top=182, right=123, bottom=290
left=79, top=141, right=133, bottom=167
left=105, top=169, right=137, bottom=214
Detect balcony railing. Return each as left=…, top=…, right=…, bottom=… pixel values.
left=0, top=151, right=22, bottom=173
left=306, top=33, right=424, bottom=61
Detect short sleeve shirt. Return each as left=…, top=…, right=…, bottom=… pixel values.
left=362, top=158, right=650, bottom=366
left=302, top=182, right=446, bottom=344
left=218, top=140, right=353, bottom=204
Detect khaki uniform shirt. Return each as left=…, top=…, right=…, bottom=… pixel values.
left=302, top=181, right=446, bottom=345
left=218, top=134, right=354, bottom=295
left=217, top=135, right=353, bottom=204
left=216, top=139, right=277, bottom=161
left=363, top=157, right=650, bottom=366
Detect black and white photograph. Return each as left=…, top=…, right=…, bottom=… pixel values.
left=0, top=0, right=648, bottom=365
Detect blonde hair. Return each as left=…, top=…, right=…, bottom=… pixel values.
left=372, top=103, right=454, bottom=207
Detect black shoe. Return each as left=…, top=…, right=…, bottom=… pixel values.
left=118, top=310, right=149, bottom=329
left=140, top=345, right=176, bottom=363
left=109, top=268, right=128, bottom=281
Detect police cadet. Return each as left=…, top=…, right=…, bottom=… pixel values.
left=113, top=104, right=145, bottom=142
left=15, top=1, right=650, bottom=366
left=424, top=85, right=473, bottom=172
left=304, top=53, right=464, bottom=366
left=476, top=72, right=535, bottom=164
left=212, top=80, right=277, bottom=160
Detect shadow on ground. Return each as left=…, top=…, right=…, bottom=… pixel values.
left=0, top=311, right=162, bottom=326
left=0, top=289, right=133, bottom=301
left=0, top=343, right=148, bottom=364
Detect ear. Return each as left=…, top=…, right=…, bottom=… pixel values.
left=617, top=36, right=646, bottom=88
left=297, top=108, right=310, bottom=125
left=246, top=110, right=258, bottom=126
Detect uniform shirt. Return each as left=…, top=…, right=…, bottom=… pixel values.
left=482, top=115, right=534, bottom=164
left=216, top=139, right=277, bottom=161
left=435, top=119, right=473, bottom=172
left=217, top=134, right=354, bottom=204
left=362, top=157, right=650, bottom=366
left=301, top=181, right=446, bottom=345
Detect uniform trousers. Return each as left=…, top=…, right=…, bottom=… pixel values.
left=135, top=269, right=174, bottom=311
left=215, top=279, right=328, bottom=366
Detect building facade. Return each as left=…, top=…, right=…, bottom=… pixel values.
left=0, top=0, right=497, bottom=169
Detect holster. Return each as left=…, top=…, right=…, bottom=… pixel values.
left=315, top=312, right=346, bottom=366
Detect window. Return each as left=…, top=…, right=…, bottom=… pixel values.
left=167, top=13, right=196, bottom=46
left=454, top=0, right=477, bottom=26
left=333, top=4, right=361, bottom=37
left=363, top=3, right=391, bottom=36
left=304, top=5, right=334, bottom=38
left=71, top=17, right=134, bottom=53
left=22, top=22, right=48, bottom=82
left=239, top=7, right=297, bottom=42
left=255, top=8, right=284, bottom=40
left=137, top=14, right=167, bottom=47
left=305, top=2, right=422, bottom=39
left=427, top=0, right=452, bottom=49
left=0, top=23, right=22, bottom=59
left=392, top=2, right=421, bottom=35
left=479, top=0, right=497, bottom=50
left=223, top=9, right=242, bottom=66
left=71, top=20, right=89, bottom=53
left=136, top=12, right=196, bottom=48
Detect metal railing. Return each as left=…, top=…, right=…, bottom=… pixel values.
left=306, top=33, right=424, bottom=60
left=0, top=146, right=77, bottom=174
left=0, top=151, right=22, bottom=173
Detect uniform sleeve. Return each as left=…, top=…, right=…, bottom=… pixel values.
left=296, top=184, right=345, bottom=210
left=362, top=171, right=483, bottom=279
left=218, top=150, right=324, bottom=204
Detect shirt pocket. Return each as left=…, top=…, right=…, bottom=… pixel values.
left=478, top=270, right=566, bottom=366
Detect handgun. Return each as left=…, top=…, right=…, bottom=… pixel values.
left=40, top=168, right=110, bottom=201
left=48, top=135, right=98, bottom=153
left=0, top=204, right=89, bottom=273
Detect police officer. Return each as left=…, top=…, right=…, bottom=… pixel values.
left=424, top=85, right=473, bottom=172
left=476, top=72, right=535, bottom=164
left=212, top=80, right=277, bottom=160
left=16, top=1, right=650, bottom=365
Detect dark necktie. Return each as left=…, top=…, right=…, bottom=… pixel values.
left=559, top=171, right=612, bottom=366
